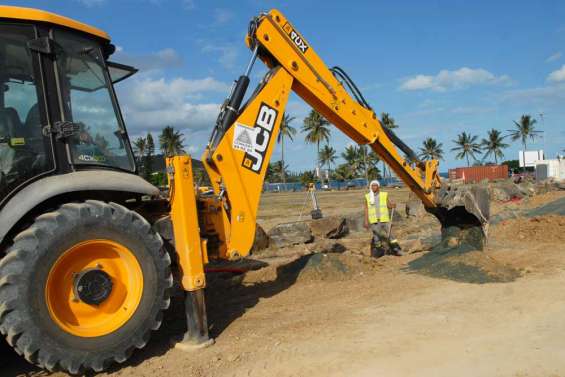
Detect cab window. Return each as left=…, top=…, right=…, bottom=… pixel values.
left=54, top=30, right=134, bottom=171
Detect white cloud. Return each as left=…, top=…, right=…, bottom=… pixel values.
left=117, top=76, right=229, bottom=133
left=202, top=44, right=238, bottom=69
left=501, top=84, right=565, bottom=106
left=547, top=65, right=565, bottom=83
left=75, top=0, right=105, bottom=6
left=545, top=52, right=562, bottom=63
left=399, top=67, right=511, bottom=92
left=214, top=9, right=234, bottom=24
left=113, top=48, right=183, bottom=72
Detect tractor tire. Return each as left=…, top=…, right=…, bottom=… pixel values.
left=0, top=200, right=173, bottom=374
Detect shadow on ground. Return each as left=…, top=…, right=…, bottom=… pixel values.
left=1, top=254, right=320, bottom=376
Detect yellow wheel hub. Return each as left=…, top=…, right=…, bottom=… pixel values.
left=45, top=239, right=144, bottom=338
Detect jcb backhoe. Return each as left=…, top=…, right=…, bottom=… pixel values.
left=0, top=6, right=488, bottom=373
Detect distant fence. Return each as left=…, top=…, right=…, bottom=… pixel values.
left=264, top=177, right=397, bottom=192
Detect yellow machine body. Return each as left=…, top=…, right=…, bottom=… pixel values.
left=167, top=9, right=443, bottom=292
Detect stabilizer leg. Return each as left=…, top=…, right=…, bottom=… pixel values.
left=175, top=289, right=215, bottom=351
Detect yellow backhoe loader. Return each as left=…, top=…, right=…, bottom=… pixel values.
left=0, top=6, right=489, bottom=373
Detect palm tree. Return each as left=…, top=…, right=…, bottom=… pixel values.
left=359, top=145, right=370, bottom=184
left=159, top=126, right=185, bottom=157
left=508, top=115, right=542, bottom=172
left=365, top=149, right=381, bottom=180
left=419, top=138, right=444, bottom=161
left=277, top=113, right=297, bottom=185
left=339, top=145, right=379, bottom=180
left=145, top=133, right=155, bottom=179
left=451, top=132, right=482, bottom=167
left=341, top=145, right=362, bottom=176
left=267, top=161, right=287, bottom=183
left=303, top=110, right=330, bottom=182
left=133, top=137, right=147, bottom=164
left=481, top=129, right=509, bottom=164
left=381, top=113, right=398, bottom=130
left=380, top=112, right=398, bottom=182
left=319, top=145, right=337, bottom=185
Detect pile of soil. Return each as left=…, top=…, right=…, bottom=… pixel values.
left=493, top=215, right=565, bottom=244
left=278, top=253, right=377, bottom=283
left=407, top=241, right=521, bottom=284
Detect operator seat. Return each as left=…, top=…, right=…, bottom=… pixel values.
left=23, top=103, right=45, bottom=156
left=0, top=107, right=21, bottom=139
left=0, top=107, right=20, bottom=179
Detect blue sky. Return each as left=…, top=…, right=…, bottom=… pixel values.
left=12, top=0, right=565, bottom=172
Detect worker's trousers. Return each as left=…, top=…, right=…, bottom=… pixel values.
left=370, top=222, right=398, bottom=258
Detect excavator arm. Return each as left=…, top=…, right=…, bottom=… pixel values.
left=167, top=8, right=489, bottom=348
left=245, top=10, right=441, bottom=207
left=190, top=9, right=487, bottom=262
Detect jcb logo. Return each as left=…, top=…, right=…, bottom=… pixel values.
left=283, top=22, right=309, bottom=53
left=242, top=103, right=279, bottom=174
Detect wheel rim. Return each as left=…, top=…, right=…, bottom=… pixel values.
left=45, top=239, right=144, bottom=338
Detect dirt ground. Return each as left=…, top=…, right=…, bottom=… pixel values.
left=4, top=187, right=565, bottom=377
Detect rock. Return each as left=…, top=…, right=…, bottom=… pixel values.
left=339, top=238, right=371, bottom=256
left=251, top=224, right=269, bottom=252
left=491, top=187, right=510, bottom=202
left=267, top=222, right=313, bottom=248
left=498, top=182, right=524, bottom=199
left=401, top=239, right=425, bottom=254
left=517, top=182, right=535, bottom=196
left=307, top=239, right=347, bottom=254
left=405, top=199, right=426, bottom=217
left=308, top=216, right=349, bottom=239
left=345, top=214, right=366, bottom=233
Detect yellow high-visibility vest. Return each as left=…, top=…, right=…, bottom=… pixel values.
left=365, top=191, right=390, bottom=223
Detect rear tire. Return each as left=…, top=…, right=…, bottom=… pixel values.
left=0, top=200, right=172, bottom=374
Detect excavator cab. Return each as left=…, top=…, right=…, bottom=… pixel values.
left=0, top=15, right=138, bottom=206
left=0, top=23, right=54, bottom=201
left=0, top=8, right=170, bottom=375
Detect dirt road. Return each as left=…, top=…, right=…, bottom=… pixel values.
left=4, top=188, right=565, bottom=377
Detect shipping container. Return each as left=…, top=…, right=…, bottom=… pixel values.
left=447, top=165, right=508, bottom=183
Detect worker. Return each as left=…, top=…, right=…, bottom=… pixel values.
left=363, top=180, right=403, bottom=258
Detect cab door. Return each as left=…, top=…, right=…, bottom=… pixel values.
left=0, top=23, right=55, bottom=207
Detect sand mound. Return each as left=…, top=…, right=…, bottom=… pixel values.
left=279, top=253, right=376, bottom=282
left=493, top=215, right=565, bottom=244
left=407, top=242, right=521, bottom=284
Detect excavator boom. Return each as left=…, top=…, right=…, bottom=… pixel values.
left=187, top=9, right=488, bottom=263
left=166, top=7, right=489, bottom=348
left=245, top=10, right=441, bottom=207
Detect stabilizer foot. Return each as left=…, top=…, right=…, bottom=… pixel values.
left=173, top=289, right=214, bottom=351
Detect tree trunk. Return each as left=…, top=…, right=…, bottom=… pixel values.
left=466, top=154, right=470, bottom=167
left=316, top=141, right=321, bottom=184
left=281, top=135, right=286, bottom=186
left=523, top=141, right=527, bottom=173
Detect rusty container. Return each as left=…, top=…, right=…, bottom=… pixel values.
left=448, top=165, right=508, bottom=183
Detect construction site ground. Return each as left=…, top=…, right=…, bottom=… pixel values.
left=5, top=186, right=565, bottom=377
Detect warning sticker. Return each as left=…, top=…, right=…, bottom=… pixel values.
left=233, top=123, right=255, bottom=153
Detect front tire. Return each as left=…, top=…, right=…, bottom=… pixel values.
left=0, top=200, right=172, bottom=374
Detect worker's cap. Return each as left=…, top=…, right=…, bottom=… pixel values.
left=370, top=180, right=380, bottom=187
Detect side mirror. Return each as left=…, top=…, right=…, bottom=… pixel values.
left=107, top=61, right=138, bottom=84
